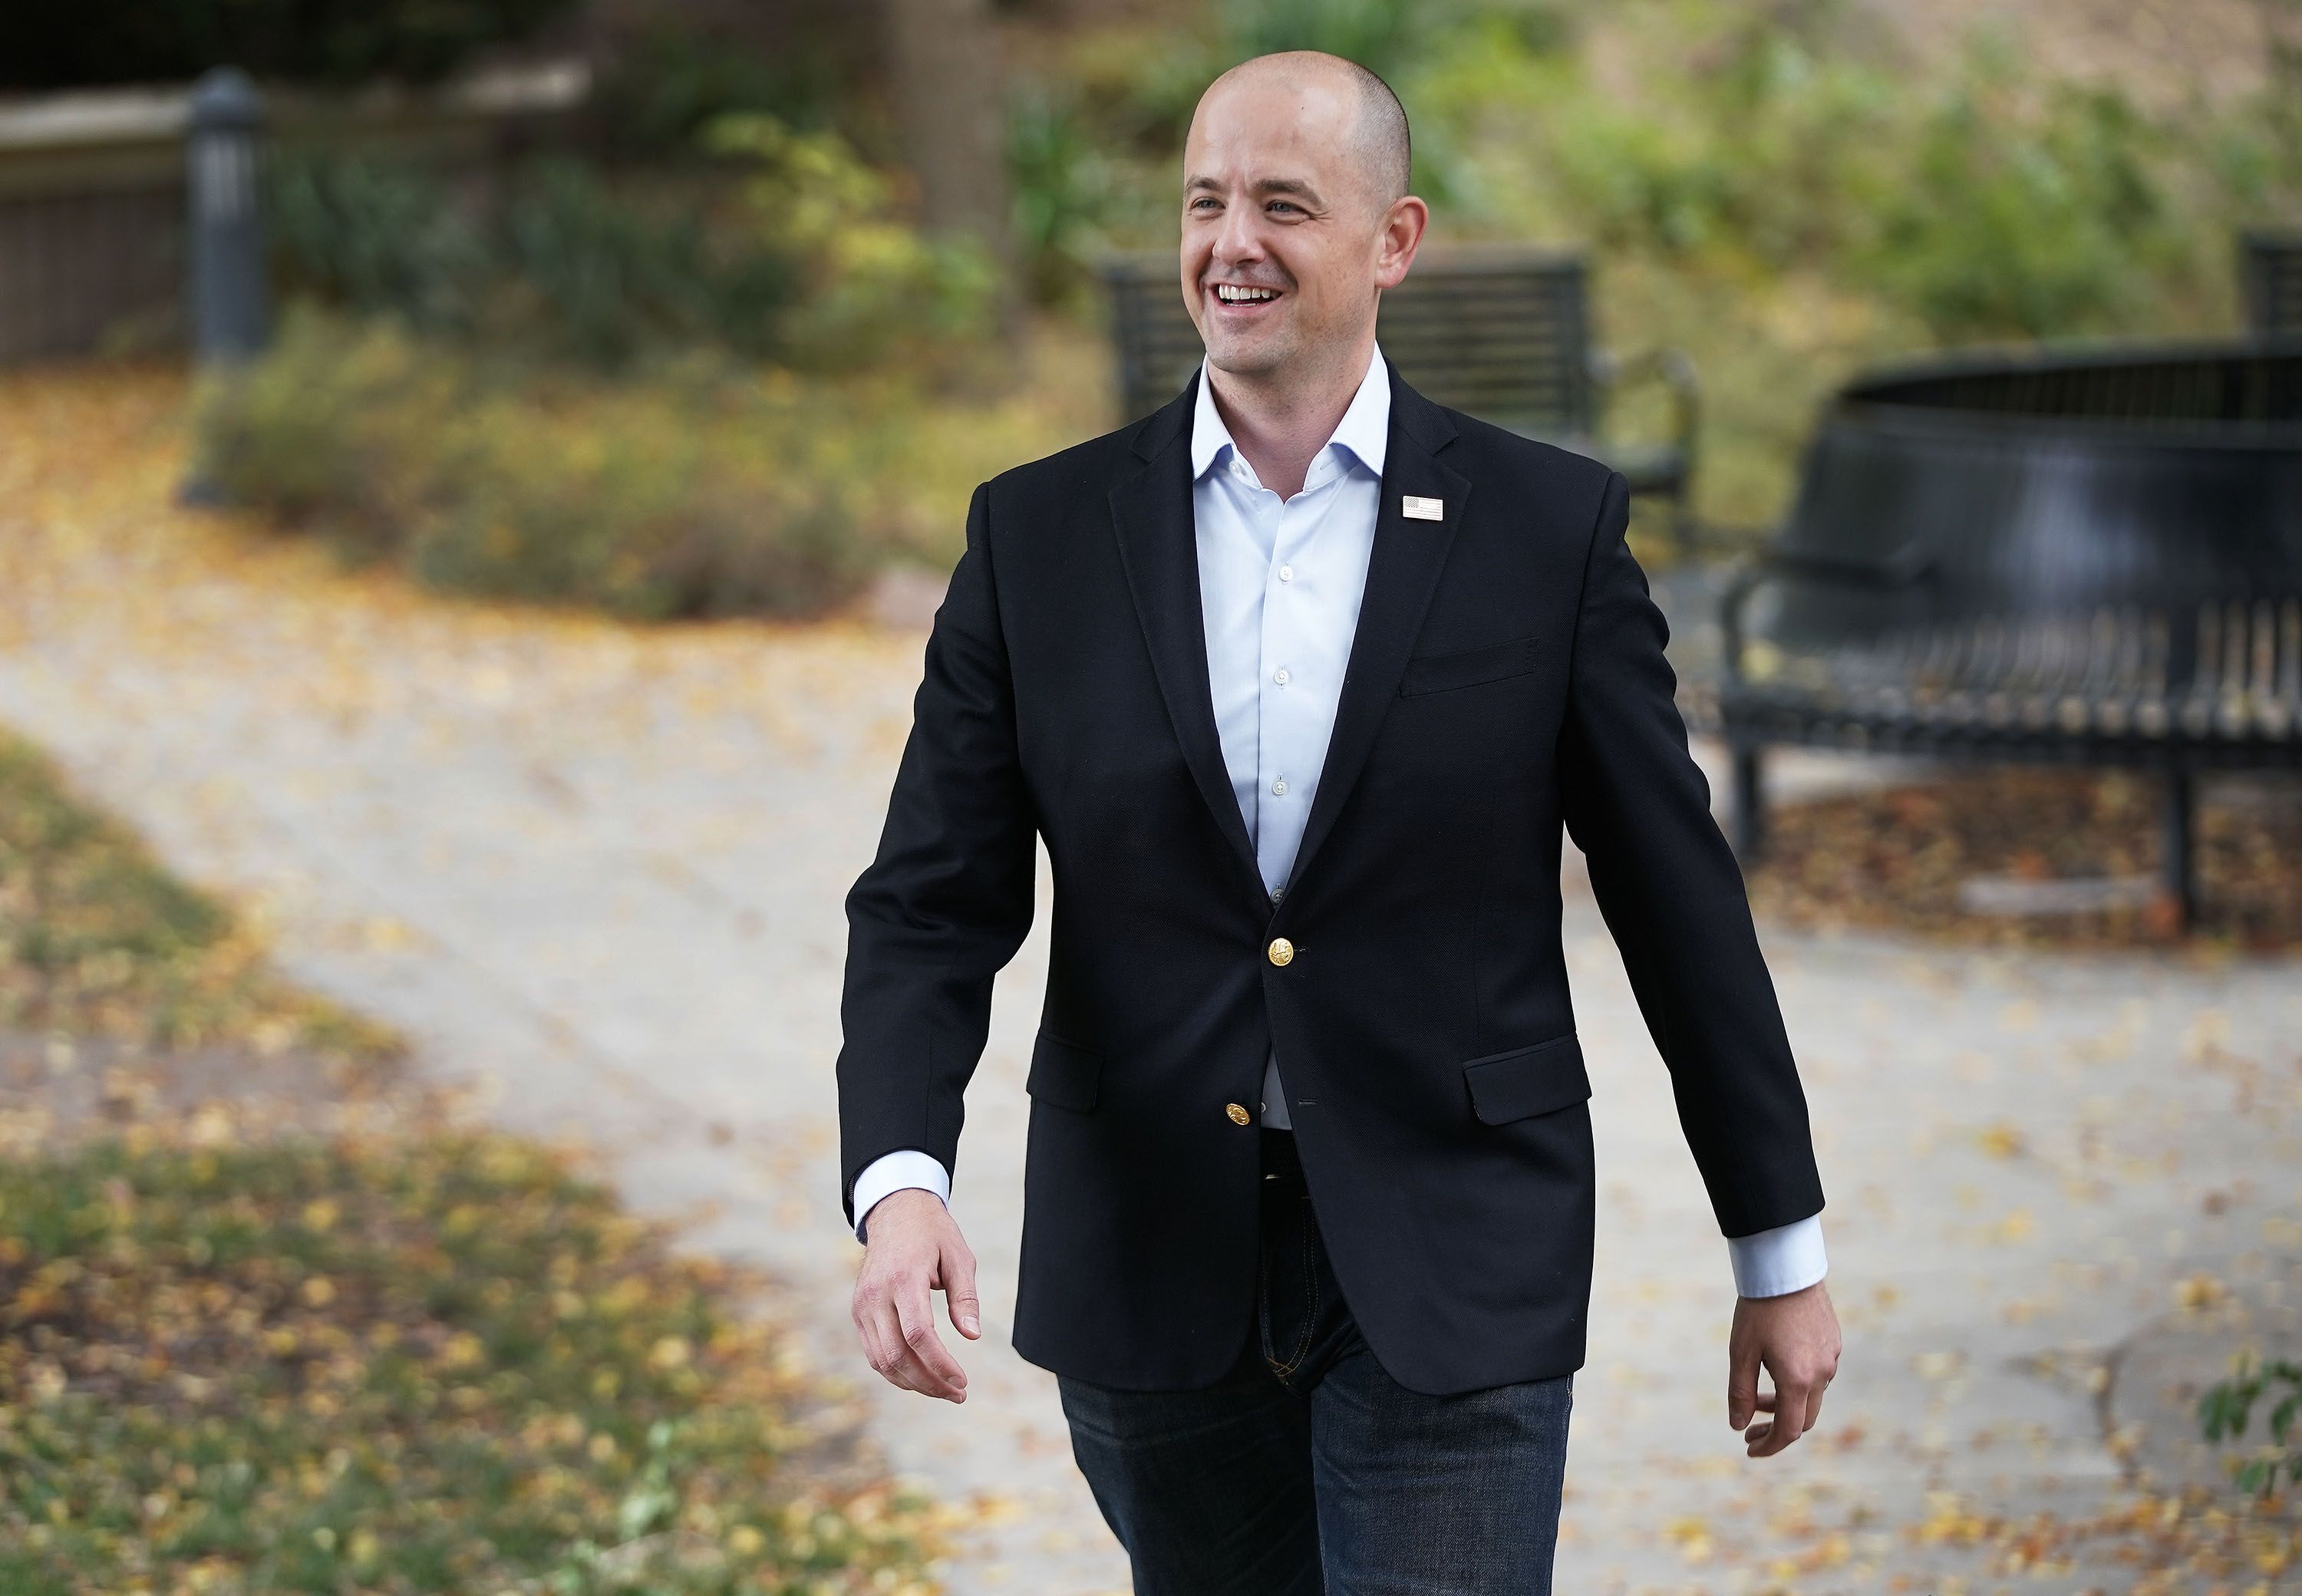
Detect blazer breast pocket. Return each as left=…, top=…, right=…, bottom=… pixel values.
left=1399, top=633, right=1542, bottom=696
left=1460, top=1033, right=1591, bottom=1125
left=1025, top=1027, right=1103, bottom=1113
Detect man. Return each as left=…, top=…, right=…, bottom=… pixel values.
left=836, top=49, right=1840, bottom=1594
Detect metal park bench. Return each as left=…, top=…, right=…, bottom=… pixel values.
left=2241, top=229, right=2302, bottom=336
left=1702, top=339, right=2302, bottom=928
left=1100, top=245, right=1701, bottom=547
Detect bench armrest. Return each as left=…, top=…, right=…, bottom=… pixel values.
left=1588, top=345, right=1700, bottom=459
left=1719, top=545, right=1938, bottom=687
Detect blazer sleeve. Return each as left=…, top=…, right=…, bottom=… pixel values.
left=835, top=480, right=1039, bottom=1235
left=1555, top=470, right=1825, bottom=1238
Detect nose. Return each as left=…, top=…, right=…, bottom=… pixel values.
left=1212, top=196, right=1265, bottom=272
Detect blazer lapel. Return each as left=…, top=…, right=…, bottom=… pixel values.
left=1288, top=370, right=1471, bottom=895
left=1109, top=371, right=1269, bottom=907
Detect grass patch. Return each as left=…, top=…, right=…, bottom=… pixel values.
left=0, top=732, right=393, bottom=1060
left=0, top=725, right=945, bottom=1592
left=0, top=1126, right=938, bottom=1594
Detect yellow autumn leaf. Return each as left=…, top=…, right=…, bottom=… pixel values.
left=1976, top=1122, right=2027, bottom=1159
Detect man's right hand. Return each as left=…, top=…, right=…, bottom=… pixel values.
left=852, top=1189, right=981, bottom=1403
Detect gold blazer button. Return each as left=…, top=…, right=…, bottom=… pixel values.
left=1267, top=936, right=1294, bottom=967
left=1225, top=1102, right=1252, bottom=1125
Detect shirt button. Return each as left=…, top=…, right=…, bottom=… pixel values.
left=1271, top=777, right=1288, bottom=796
left=1278, top=565, right=1294, bottom=582
left=1273, top=667, right=1290, bottom=686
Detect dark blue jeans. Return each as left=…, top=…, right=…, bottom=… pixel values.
left=1056, top=1127, right=1574, bottom=1595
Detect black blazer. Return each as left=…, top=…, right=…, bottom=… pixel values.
left=836, top=363, right=1824, bottom=1396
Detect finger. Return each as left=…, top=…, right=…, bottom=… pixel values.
left=881, top=1304, right=948, bottom=1399
left=859, top=1292, right=932, bottom=1395
left=1727, top=1344, right=1761, bottom=1430
left=893, top=1281, right=968, bottom=1400
left=856, top=1294, right=922, bottom=1394
left=942, top=1241, right=982, bottom=1340
left=1804, top=1380, right=1827, bottom=1432
left=1749, top=1380, right=1812, bottom=1457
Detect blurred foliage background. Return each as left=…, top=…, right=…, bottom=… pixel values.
left=24, top=0, right=2280, bottom=615
left=6, top=8, right=2301, bottom=1578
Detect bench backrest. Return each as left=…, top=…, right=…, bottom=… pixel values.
left=1098, top=246, right=1597, bottom=433
left=2242, top=229, right=2302, bottom=336
left=1750, top=346, right=2302, bottom=682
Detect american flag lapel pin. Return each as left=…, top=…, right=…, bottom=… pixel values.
left=1402, top=495, right=1444, bottom=522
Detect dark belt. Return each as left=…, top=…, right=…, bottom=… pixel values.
left=1259, top=1124, right=1302, bottom=1183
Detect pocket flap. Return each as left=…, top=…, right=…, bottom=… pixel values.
left=1400, top=634, right=1542, bottom=696
left=1461, top=1034, right=1591, bottom=1124
left=1025, top=1028, right=1102, bottom=1113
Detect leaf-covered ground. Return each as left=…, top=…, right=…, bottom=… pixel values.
left=0, top=688, right=947, bottom=1590
left=3, top=360, right=2297, bottom=1594
left=0, top=730, right=401, bottom=1058
left=0, top=1110, right=942, bottom=1594
left=1747, top=766, right=2302, bottom=951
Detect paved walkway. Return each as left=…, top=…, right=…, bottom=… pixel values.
left=2, top=370, right=2296, bottom=1593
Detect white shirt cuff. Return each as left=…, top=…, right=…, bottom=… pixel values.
left=851, top=1149, right=951, bottom=1245
left=1726, top=1213, right=1827, bottom=1298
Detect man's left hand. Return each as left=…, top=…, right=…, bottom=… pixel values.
left=1727, top=1280, right=1840, bottom=1458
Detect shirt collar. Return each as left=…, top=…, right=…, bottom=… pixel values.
left=1189, top=340, right=1390, bottom=484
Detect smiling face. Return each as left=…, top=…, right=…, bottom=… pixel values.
left=1180, top=64, right=1414, bottom=387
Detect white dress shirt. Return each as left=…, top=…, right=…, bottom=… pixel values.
left=849, top=341, right=1828, bottom=1299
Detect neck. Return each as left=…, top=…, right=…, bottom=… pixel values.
left=1207, top=330, right=1377, bottom=500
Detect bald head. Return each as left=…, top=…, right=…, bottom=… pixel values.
left=1200, top=51, right=1411, bottom=213
left=1179, top=47, right=1428, bottom=392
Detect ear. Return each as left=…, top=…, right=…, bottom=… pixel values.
left=1374, top=195, right=1429, bottom=290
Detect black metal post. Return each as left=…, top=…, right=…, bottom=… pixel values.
left=186, top=66, right=269, bottom=364
left=1732, top=745, right=1766, bottom=863
left=178, top=67, right=269, bottom=506
left=2161, top=766, right=2195, bottom=932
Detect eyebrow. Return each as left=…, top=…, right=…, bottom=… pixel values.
left=1186, top=175, right=1325, bottom=204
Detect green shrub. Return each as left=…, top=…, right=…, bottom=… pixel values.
left=265, top=110, right=990, bottom=378
left=187, top=304, right=465, bottom=562
left=1854, top=45, right=2187, bottom=338
left=1218, top=0, right=1440, bottom=75
left=266, top=148, right=491, bottom=338
left=397, top=366, right=890, bottom=619
left=190, top=305, right=1021, bottom=620
left=266, top=149, right=755, bottom=369
left=1008, top=82, right=1119, bottom=308
left=2200, top=1355, right=2302, bottom=1502
left=588, top=9, right=862, bottom=160
left=701, top=110, right=1001, bottom=372
left=491, top=157, right=796, bottom=370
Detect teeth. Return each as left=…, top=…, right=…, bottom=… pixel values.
left=1215, top=285, right=1277, bottom=303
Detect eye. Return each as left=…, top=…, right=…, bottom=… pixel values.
left=1268, top=201, right=1302, bottom=214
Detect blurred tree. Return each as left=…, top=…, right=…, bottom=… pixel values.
left=1219, top=0, right=1433, bottom=77
left=2264, top=0, right=2302, bottom=143
left=584, top=0, right=876, bottom=160
left=883, top=0, right=1019, bottom=332
left=1006, top=80, right=1114, bottom=307
left=4, top=0, right=582, bottom=90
